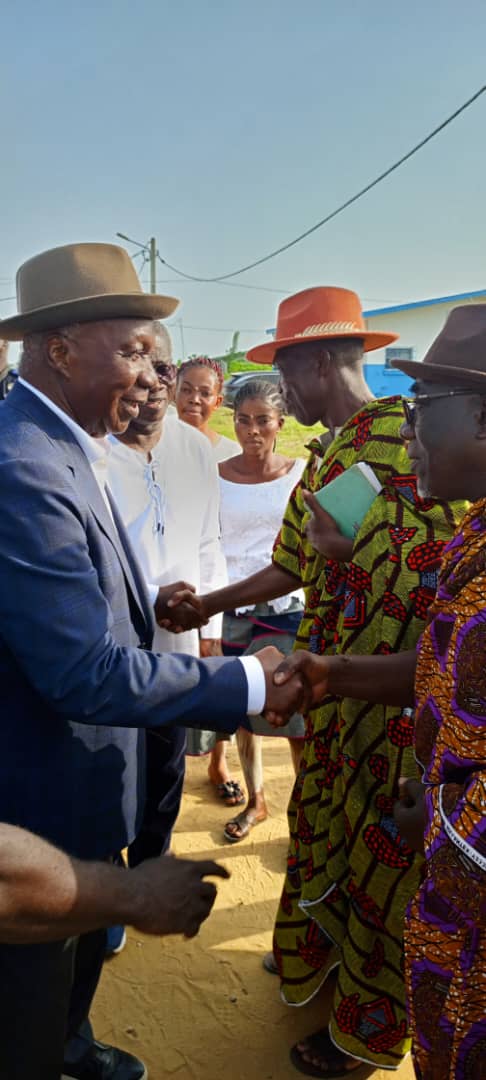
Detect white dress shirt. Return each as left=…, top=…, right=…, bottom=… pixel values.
left=107, top=416, right=227, bottom=645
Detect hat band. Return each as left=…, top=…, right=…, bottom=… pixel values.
left=297, top=321, right=361, bottom=337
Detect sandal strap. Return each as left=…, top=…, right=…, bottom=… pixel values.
left=216, top=782, right=235, bottom=797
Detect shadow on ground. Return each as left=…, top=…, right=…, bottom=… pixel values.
left=93, top=743, right=415, bottom=1080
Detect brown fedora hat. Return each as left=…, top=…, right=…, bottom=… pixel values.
left=0, top=242, right=180, bottom=341
left=391, top=304, right=486, bottom=389
left=247, top=286, right=398, bottom=366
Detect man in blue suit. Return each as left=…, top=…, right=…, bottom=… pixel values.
left=0, top=242, right=304, bottom=1080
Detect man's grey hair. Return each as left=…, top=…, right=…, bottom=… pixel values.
left=19, top=324, right=81, bottom=377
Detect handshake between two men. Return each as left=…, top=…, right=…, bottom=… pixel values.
left=154, top=581, right=329, bottom=726
left=154, top=582, right=424, bottom=857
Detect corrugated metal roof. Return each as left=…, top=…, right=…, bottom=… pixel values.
left=364, top=288, right=486, bottom=318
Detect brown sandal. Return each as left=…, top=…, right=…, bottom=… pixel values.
left=214, top=780, right=245, bottom=807
left=290, top=1029, right=362, bottom=1078
left=223, top=808, right=267, bottom=843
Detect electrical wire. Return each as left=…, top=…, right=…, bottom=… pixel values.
left=145, top=276, right=398, bottom=305
left=167, top=323, right=269, bottom=333
left=118, top=233, right=397, bottom=299
left=157, top=84, right=485, bottom=282
left=155, top=256, right=291, bottom=294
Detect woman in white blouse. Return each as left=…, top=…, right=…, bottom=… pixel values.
left=218, top=379, right=307, bottom=842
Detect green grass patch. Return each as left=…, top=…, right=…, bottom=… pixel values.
left=210, top=407, right=323, bottom=459
left=226, top=358, right=273, bottom=373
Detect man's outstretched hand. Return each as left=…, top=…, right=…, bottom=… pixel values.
left=130, top=855, right=230, bottom=939
left=263, top=651, right=332, bottom=725
left=254, top=645, right=313, bottom=727
left=154, top=582, right=208, bottom=633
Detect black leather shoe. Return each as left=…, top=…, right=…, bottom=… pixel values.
left=63, top=1039, right=147, bottom=1079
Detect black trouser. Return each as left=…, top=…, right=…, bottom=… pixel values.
left=128, top=725, right=186, bottom=867
left=0, top=927, right=106, bottom=1080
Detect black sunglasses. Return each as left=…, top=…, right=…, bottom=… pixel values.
left=402, top=388, right=476, bottom=427
left=153, top=362, right=176, bottom=386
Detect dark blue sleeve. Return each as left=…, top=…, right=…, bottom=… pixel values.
left=0, top=455, right=248, bottom=732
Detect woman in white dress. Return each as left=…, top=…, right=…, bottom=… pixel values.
left=218, top=379, right=307, bottom=842
left=175, top=356, right=243, bottom=807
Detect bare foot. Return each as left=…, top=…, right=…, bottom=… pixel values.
left=292, top=1028, right=361, bottom=1075
left=223, top=804, right=268, bottom=843
left=207, top=760, right=232, bottom=786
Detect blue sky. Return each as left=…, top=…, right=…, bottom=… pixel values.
left=1, top=0, right=485, bottom=360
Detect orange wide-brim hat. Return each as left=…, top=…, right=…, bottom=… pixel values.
left=247, top=286, right=398, bottom=366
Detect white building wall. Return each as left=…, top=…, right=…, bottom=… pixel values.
left=364, top=294, right=486, bottom=366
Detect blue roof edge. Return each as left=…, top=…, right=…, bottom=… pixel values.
left=264, top=287, right=486, bottom=337
left=364, top=287, right=486, bottom=318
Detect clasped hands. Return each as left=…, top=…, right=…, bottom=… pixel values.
left=154, top=579, right=335, bottom=725
left=154, top=496, right=351, bottom=637
left=154, top=581, right=208, bottom=634
left=154, top=496, right=351, bottom=638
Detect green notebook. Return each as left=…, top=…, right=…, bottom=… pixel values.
left=313, top=462, right=383, bottom=539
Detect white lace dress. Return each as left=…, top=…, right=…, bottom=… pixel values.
left=219, top=458, right=307, bottom=737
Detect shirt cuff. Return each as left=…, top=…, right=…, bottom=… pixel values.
left=239, top=655, right=266, bottom=715
left=147, top=583, right=158, bottom=606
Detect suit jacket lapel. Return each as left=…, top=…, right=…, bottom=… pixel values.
left=7, top=383, right=154, bottom=647
left=72, top=457, right=155, bottom=646
left=105, top=485, right=155, bottom=642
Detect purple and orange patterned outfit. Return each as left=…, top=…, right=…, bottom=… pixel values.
left=405, top=500, right=486, bottom=1080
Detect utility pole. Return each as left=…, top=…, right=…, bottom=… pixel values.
left=116, top=232, right=158, bottom=293
left=178, top=319, right=186, bottom=359
left=117, top=232, right=187, bottom=358
left=149, top=237, right=157, bottom=294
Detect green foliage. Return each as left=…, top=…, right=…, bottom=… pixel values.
left=211, top=348, right=272, bottom=373
left=226, top=356, right=273, bottom=373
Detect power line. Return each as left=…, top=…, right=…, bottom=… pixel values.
left=119, top=238, right=285, bottom=292
left=187, top=278, right=291, bottom=295
left=157, top=84, right=485, bottom=283
left=150, top=272, right=399, bottom=304
left=168, top=323, right=269, bottom=333
left=155, top=254, right=291, bottom=295
left=0, top=85, right=483, bottom=313
left=118, top=232, right=399, bottom=298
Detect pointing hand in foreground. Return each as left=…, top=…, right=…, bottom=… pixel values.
left=130, top=856, right=230, bottom=939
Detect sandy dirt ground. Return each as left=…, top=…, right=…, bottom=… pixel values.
left=92, top=742, right=416, bottom=1080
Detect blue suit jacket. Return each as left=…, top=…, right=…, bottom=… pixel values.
left=0, top=383, right=248, bottom=858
